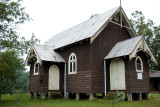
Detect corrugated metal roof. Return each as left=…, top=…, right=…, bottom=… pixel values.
left=105, top=36, right=143, bottom=59
left=34, top=44, right=65, bottom=62
left=149, top=71, right=160, bottom=78
left=45, top=6, right=120, bottom=49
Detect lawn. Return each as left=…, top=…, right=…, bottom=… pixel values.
left=0, top=93, right=160, bottom=107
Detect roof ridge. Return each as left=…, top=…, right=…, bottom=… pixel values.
left=45, top=6, right=120, bottom=46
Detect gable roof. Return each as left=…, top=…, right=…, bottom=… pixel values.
left=34, top=44, right=65, bottom=62
left=104, top=36, right=157, bottom=64
left=105, top=36, right=142, bottom=59
left=26, top=44, right=65, bottom=65
left=45, top=6, right=135, bottom=49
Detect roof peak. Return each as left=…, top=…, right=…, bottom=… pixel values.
left=45, top=6, right=120, bottom=49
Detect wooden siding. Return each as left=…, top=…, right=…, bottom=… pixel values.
left=92, top=22, right=131, bottom=93
left=125, top=51, right=150, bottom=93
left=58, top=41, right=92, bottom=93
left=29, top=60, right=64, bottom=93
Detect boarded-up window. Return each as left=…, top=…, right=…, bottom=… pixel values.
left=68, top=53, right=77, bottom=74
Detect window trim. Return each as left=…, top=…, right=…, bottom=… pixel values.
left=135, top=56, right=143, bottom=73
left=34, top=62, right=39, bottom=75
left=68, top=53, right=77, bottom=74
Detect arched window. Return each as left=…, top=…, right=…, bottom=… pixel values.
left=34, top=62, right=39, bottom=75
left=135, top=56, right=143, bottom=73
left=68, top=53, right=77, bottom=74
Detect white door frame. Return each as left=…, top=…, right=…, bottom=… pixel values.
left=48, top=65, right=60, bottom=90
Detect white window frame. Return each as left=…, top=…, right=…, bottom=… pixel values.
left=135, top=56, right=143, bottom=73
left=68, top=53, right=77, bottom=74
left=34, top=62, right=39, bottom=75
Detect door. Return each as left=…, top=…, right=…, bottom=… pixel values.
left=48, top=65, right=59, bottom=90
left=110, top=58, right=126, bottom=90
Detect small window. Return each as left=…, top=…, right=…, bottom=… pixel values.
left=34, top=62, right=39, bottom=75
left=68, top=53, right=77, bottom=74
left=135, top=56, right=143, bottom=73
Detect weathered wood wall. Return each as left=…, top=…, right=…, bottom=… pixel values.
left=125, top=51, right=150, bottom=93
left=29, top=60, right=64, bottom=93
left=92, top=22, right=131, bottom=93
left=58, top=41, right=92, bottom=93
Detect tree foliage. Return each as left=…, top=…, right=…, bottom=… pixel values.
left=0, top=50, right=25, bottom=99
left=130, top=11, right=160, bottom=70
left=0, top=0, right=40, bottom=55
left=0, top=0, right=39, bottom=100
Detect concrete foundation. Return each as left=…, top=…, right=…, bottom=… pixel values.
left=76, top=93, right=80, bottom=101
left=29, top=92, right=33, bottom=99
left=138, top=93, right=142, bottom=100
left=146, top=93, right=150, bottom=99
left=66, top=93, right=69, bottom=99
left=128, top=93, right=132, bottom=101
left=41, top=93, right=47, bottom=100
left=48, top=92, right=51, bottom=99
left=89, top=93, right=94, bottom=101
left=35, top=93, right=39, bottom=100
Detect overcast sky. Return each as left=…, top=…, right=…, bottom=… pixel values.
left=18, top=0, right=160, bottom=44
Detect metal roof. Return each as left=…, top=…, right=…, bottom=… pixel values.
left=149, top=71, right=160, bottom=78
left=45, top=6, right=120, bottom=49
left=34, top=44, right=65, bottom=62
left=105, top=36, right=143, bottom=59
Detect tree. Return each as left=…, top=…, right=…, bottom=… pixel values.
left=0, top=0, right=40, bottom=55
left=130, top=11, right=160, bottom=70
left=0, top=50, right=25, bottom=100
left=15, top=71, right=29, bottom=93
left=0, top=0, right=40, bottom=100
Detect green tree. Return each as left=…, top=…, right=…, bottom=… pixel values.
left=0, top=0, right=40, bottom=55
left=0, top=0, right=40, bottom=100
left=0, top=50, right=25, bottom=100
left=15, top=71, right=29, bottom=93
left=130, top=11, right=160, bottom=70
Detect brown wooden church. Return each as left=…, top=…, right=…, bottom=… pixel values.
left=26, top=6, right=157, bottom=101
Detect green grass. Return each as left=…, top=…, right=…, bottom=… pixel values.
left=0, top=93, right=160, bottom=107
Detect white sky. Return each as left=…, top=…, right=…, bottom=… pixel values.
left=18, top=0, right=160, bottom=44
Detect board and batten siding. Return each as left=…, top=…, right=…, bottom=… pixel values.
left=125, top=51, right=150, bottom=93
left=29, top=60, right=64, bottom=93
left=91, top=22, right=131, bottom=93
left=58, top=41, right=92, bottom=93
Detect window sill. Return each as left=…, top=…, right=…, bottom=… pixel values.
left=68, top=72, right=77, bottom=75
left=136, top=70, right=143, bottom=73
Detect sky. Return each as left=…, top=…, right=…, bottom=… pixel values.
left=18, top=0, right=160, bottom=44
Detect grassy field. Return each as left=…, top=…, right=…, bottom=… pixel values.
left=0, top=93, right=160, bottom=107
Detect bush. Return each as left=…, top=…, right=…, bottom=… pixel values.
left=103, top=93, right=116, bottom=100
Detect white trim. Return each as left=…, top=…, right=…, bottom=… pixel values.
left=68, top=53, right=77, bottom=74
left=26, top=45, right=42, bottom=65
left=90, top=7, right=136, bottom=43
left=135, top=56, right=143, bottom=73
left=34, top=62, right=39, bottom=75
left=129, top=39, right=157, bottom=64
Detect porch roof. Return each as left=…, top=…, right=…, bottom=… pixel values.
left=34, top=44, right=65, bottom=62
left=105, top=36, right=143, bottom=59
left=104, top=36, right=157, bottom=64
